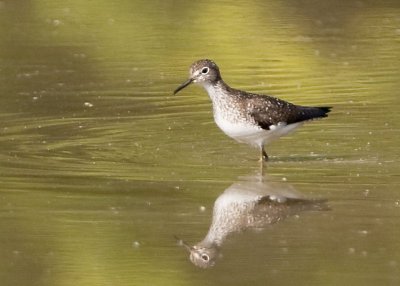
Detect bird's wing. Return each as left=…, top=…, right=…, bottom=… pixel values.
left=246, top=95, right=297, bottom=130
left=246, top=94, right=331, bottom=130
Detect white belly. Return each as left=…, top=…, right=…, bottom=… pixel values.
left=214, top=114, right=303, bottom=148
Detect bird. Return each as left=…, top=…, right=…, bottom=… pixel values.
left=174, top=59, right=331, bottom=162
left=175, top=175, right=329, bottom=268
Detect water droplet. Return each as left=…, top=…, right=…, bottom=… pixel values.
left=84, top=102, right=94, bottom=108
left=53, top=19, right=62, bottom=26
left=358, top=230, right=369, bottom=235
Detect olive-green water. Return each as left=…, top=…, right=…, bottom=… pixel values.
left=1, top=1, right=400, bottom=285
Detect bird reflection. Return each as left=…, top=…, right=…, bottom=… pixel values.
left=176, top=175, right=329, bottom=268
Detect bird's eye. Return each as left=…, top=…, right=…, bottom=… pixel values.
left=201, top=67, right=209, bottom=74
left=201, top=254, right=209, bottom=261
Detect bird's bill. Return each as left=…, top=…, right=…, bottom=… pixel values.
left=173, top=78, right=194, bottom=95
left=174, top=235, right=194, bottom=252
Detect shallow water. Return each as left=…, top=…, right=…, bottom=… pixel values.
left=1, top=1, right=400, bottom=285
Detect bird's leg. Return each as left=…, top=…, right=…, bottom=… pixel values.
left=261, top=145, right=269, bottom=162
left=258, top=145, right=269, bottom=176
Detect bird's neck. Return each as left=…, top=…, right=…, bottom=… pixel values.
left=202, top=80, right=231, bottom=102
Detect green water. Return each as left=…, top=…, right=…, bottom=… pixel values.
left=1, top=0, right=400, bottom=285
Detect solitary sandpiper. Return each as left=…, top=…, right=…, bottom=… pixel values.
left=174, top=59, right=331, bottom=162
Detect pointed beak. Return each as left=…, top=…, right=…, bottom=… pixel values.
left=173, top=78, right=194, bottom=95
left=174, top=235, right=194, bottom=252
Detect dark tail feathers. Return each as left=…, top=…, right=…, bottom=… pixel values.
left=296, top=106, right=332, bottom=122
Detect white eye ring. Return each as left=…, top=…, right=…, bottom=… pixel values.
left=201, top=67, right=209, bottom=74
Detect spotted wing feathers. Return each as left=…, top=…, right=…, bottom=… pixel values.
left=247, top=95, right=331, bottom=130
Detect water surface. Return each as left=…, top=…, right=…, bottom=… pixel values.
left=0, top=1, right=399, bottom=285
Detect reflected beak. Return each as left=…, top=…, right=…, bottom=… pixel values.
left=173, top=78, right=194, bottom=95
left=174, top=235, right=194, bottom=252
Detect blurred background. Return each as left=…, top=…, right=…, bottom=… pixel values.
left=0, top=0, right=399, bottom=285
